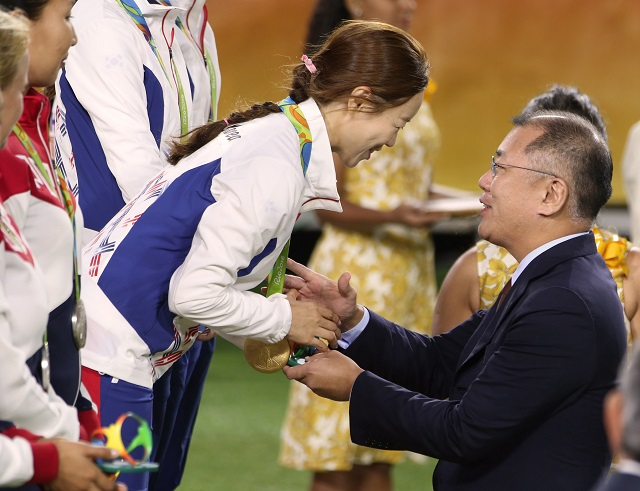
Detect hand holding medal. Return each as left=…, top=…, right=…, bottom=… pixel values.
left=243, top=99, right=340, bottom=373
left=91, top=412, right=159, bottom=474
left=244, top=241, right=337, bottom=373
left=244, top=242, right=318, bottom=373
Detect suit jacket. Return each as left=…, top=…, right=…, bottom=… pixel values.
left=345, top=233, right=627, bottom=491
left=592, top=471, right=640, bottom=491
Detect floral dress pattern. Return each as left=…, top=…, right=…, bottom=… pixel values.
left=279, top=101, right=440, bottom=470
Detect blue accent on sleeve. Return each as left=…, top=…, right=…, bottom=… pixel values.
left=237, top=238, right=277, bottom=277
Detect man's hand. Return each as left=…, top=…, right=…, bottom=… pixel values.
left=284, top=259, right=361, bottom=329
left=286, top=289, right=341, bottom=350
left=44, top=439, right=127, bottom=491
left=283, top=350, right=364, bottom=401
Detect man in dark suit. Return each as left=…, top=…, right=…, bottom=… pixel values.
left=593, top=346, right=640, bottom=490
left=282, top=111, right=627, bottom=490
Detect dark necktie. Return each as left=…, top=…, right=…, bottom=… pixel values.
left=496, top=278, right=512, bottom=310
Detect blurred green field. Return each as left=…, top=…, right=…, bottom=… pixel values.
left=180, top=339, right=436, bottom=490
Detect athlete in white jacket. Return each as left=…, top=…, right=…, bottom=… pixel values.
left=0, top=202, right=79, bottom=441
left=82, top=21, right=428, bottom=491
left=53, top=0, right=196, bottom=245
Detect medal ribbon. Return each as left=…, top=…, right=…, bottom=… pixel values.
left=201, top=4, right=217, bottom=121
left=265, top=98, right=312, bottom=299
left=156, top=1, right=218, bottom=122
left=204, top=47, right=217, bottom=122
left=169, top=38, right=189, bottom=139
left=12, top=123, right=79, bottom=300
left=116, top=0, right=189, bottom=138
left=11, top=123, right=81, bottom=389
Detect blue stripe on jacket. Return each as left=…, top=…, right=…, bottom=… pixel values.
left=59, top=66, right=165, bottom=231
left=97, top=159, right=221, bottom=352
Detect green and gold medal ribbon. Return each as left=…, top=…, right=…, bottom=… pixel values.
left=12, top=123, right=80, bottom=387
left=204, top=48, right=217, bottom=122
left=157, top=0, right=218, bottom=122
left=265, top=97, right=312, bottom=296
left=116, top=0, right=189, bottom=138
left=244, top=98, right=314, bottom=372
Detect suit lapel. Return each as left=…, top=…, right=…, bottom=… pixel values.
left=457, top=279, right=525, bottom=370
left=455, top=232, right=597, bottom=372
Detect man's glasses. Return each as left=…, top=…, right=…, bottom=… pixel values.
left=491, top=156, right=557, bottom=178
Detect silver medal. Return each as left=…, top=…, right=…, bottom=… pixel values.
left=72, top=299, right=87, bottom=349
left=41, top=340, right=50, bottom=391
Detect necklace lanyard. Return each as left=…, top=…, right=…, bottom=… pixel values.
left=264, top=98, right=313, bottom=297
left=156, top=1, right=217, bottom=122
left=116, top=0, right=189, bottom=137
left=11, top=124, right=77, bottom=390
left=12, top=124, right=81, bottom=305
left=203, top=47, right=217, bottom=122
left=200, top=4, right=217, bottom=121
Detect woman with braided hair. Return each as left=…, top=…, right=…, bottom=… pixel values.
left=80, top=20, right=430, bottom=490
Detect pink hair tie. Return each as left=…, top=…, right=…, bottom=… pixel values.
left=301, top=54, right=317, bottom=74
left=224, top=118, right=230, bottom=126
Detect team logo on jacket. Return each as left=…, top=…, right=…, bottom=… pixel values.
left=0, top=203, right=34, bottom=265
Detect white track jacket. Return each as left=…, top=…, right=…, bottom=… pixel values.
left=81, top=98, right=342, bottom=388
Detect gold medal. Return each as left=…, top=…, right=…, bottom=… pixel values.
left=72, top=299, right=87, bottom=349
left=243, top=338, right=291, bottom=374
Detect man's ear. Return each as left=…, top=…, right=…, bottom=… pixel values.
left=538, top=178, right=568, bottom=216
left=604, top=389, right=624, bottom=453
left=347, top=86, right=376, bottom=112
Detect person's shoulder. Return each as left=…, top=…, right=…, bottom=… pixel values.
left=72, top=0, right=125, bottom=25
left=626, top=246, right=640, bottom=268
left=228, top=113, right=300, bottom=166
left=71, top=1, right=145, bottom=48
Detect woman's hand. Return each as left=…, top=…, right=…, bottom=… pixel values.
left=286, top=289, right=341, bottom=350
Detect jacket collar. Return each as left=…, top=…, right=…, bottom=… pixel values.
left=513, top=231, right=596, bottom=287
left=296, top=98, right=342, bottom=214
left=19, top=88, right=49, bottom=132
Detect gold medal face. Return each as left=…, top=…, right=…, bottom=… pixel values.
left=72, top=299, right=87, bottom=349
left=244, top=338, right=290, bottom=373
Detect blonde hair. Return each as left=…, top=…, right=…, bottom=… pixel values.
left=0, top=10, right=29, bottom=91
